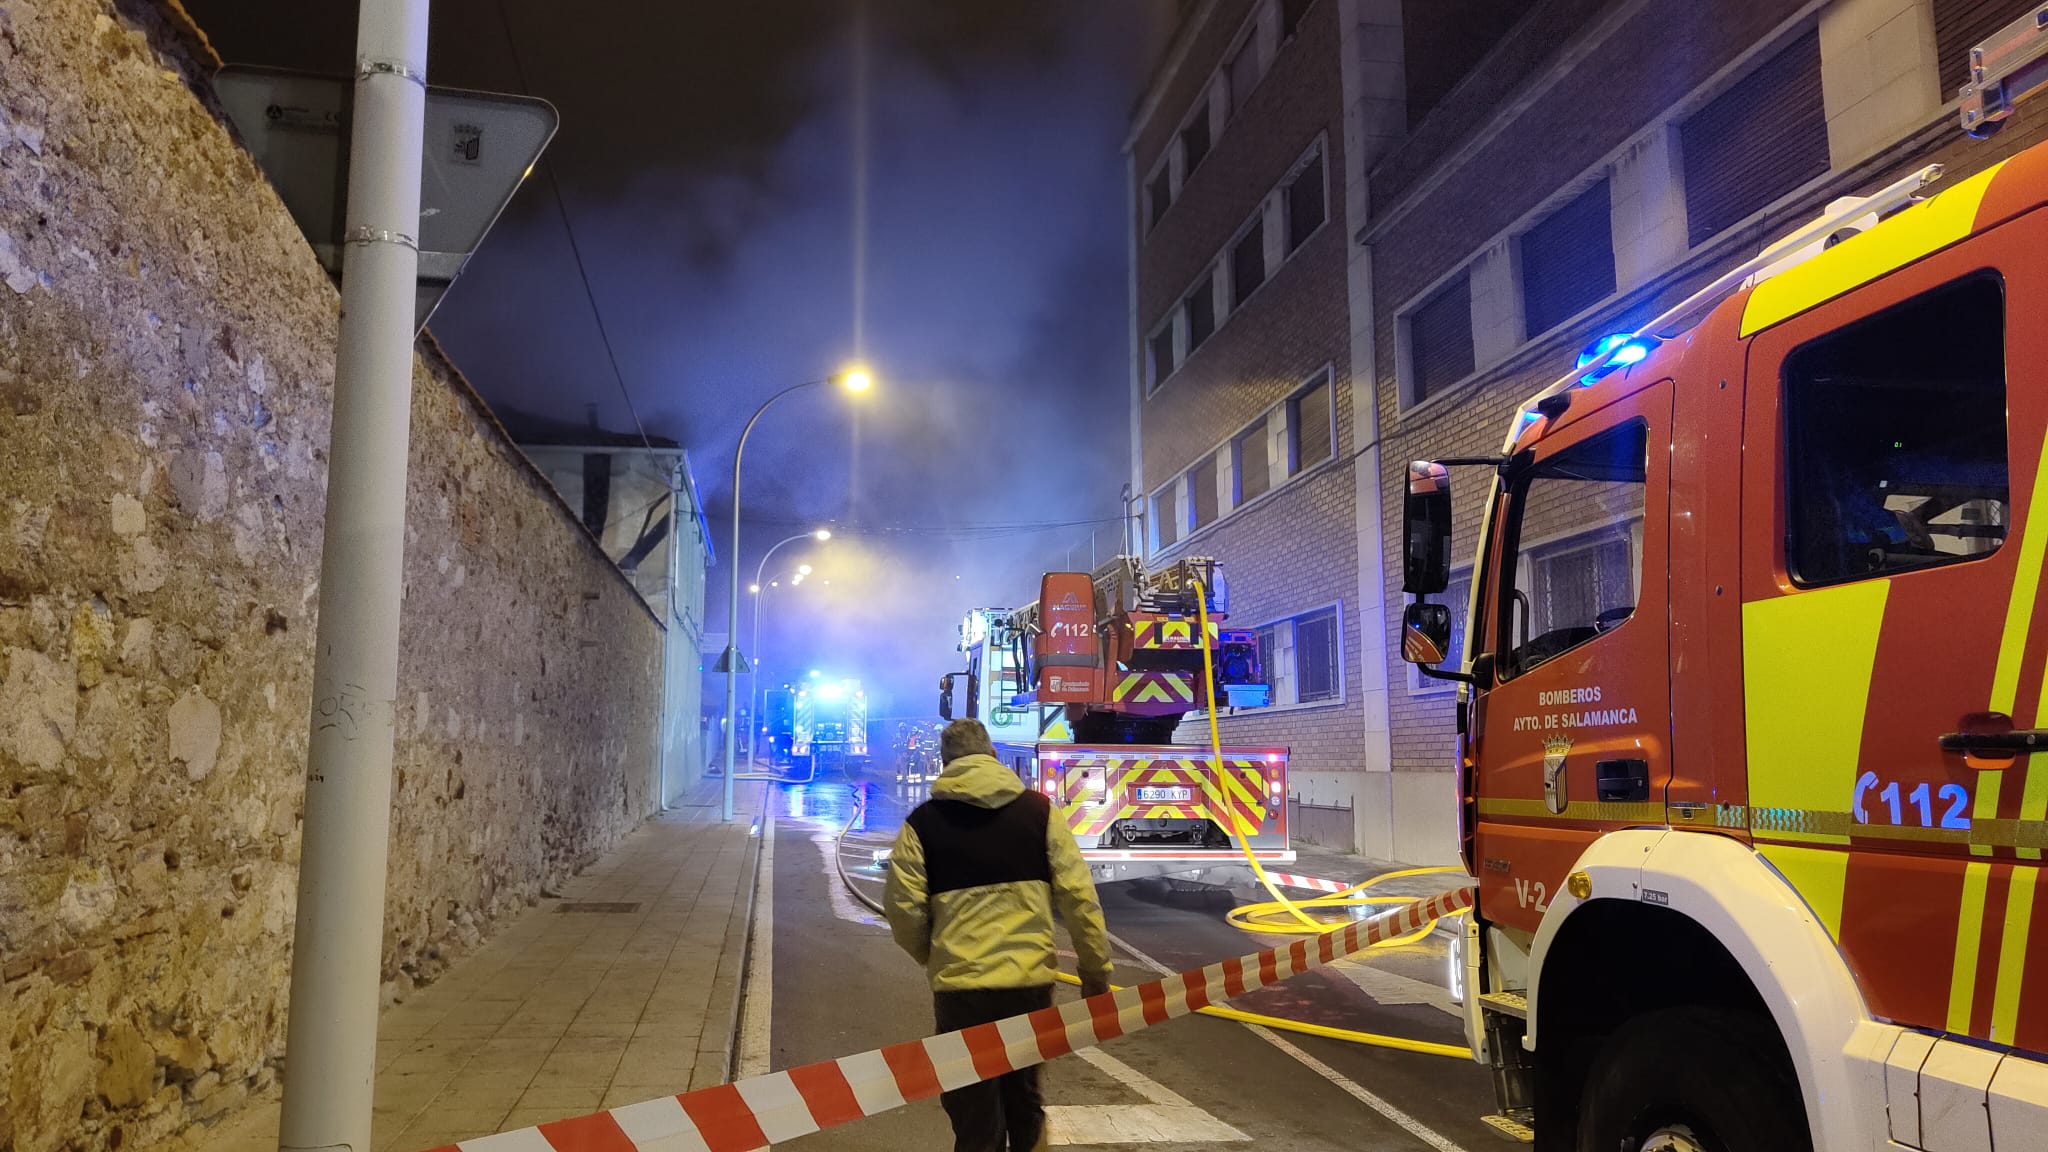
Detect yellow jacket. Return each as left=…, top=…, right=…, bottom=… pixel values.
left=883, top=754, right=1113, bottom=991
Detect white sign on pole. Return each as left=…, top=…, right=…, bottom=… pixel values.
left=213, top=65, right=558, bottom=333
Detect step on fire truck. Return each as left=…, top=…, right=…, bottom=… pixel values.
left=941, top=556, right=1292, bottom=872
left=792, top=678, right=868, bottom=773
left=1398, top=14, right=2048, bottom=1151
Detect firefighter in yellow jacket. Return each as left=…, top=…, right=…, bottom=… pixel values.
left=884, top=719, right=1114, bottom=1152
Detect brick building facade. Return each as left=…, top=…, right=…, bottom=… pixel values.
left=1127, top=0, right=1379, bottom=829
left=1132, top=0, right=2048, bottom=864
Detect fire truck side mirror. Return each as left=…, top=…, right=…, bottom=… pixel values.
left=1403, top=461, right=1453, bottom=595
left=1402, top=603, right=1453, bottom=666
left=938, top=675, right=955, bottom=720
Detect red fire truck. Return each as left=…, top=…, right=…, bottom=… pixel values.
left=1398, top=16, right=2048, bottom=1149
left=942, top=557, right=1292, bottom=868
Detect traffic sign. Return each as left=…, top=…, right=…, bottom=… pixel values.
left=212, top=65, right=557, bottom=333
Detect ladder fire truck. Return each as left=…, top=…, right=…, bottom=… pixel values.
left=1398, top=14, right=2048, bottom=1151
left=941, top=556, right=1293, bottom=870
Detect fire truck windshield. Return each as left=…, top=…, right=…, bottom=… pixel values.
left=1498, top=419, right=1649, bottom=680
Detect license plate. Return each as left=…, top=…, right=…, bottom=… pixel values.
left=1137, top=786, right=1192, bottom=803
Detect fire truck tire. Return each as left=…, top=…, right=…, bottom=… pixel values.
left=1574, top=1007, right=1807, bottom=1152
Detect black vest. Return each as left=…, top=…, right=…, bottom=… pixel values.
left=907, top=791, right=1054, bottom=895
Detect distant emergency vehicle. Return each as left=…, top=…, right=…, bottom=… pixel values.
left=1397, top=15, right=2048, bottom=1149
left=943, top=557, right=1291, bottom=867
left=792, top=678, right=868, bottom=772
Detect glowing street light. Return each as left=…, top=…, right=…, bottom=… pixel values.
left=798, top=564, right=813, bottom=575
left=814, top=528, right=833, bottom=541
left=723, top=366, right=875, bottom=820
left=748, top=583, right=761, bottom=594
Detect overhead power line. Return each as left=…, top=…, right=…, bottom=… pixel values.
left=493, top=0, right=656, bottom=457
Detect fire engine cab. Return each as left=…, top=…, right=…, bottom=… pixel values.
left=1399, top=16, right=2048, bottom=1150
left=942, top=556, right=1292, bottom=869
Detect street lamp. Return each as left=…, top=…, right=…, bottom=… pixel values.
left=744, top=530, right=831, bottom=770
left=722, top=367, right=872, bottom=821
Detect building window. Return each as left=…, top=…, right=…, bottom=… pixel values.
left=1231, top=216, right=1267, bottom=306
left=1679, top=26, right=1829, bottom=248
left=1500, top=421, right=1647, bottom=680
left=1784, top=275, right=2008, bottom=587
left=1281, top=0, right=1313, bottom=40
left=1186, top=273, right=1217, bottom=355
left=1153, top=484, right=1180, bottom=550
left=1286, top=148, right=1326, bottom=252
left=1235, top=422, right=1270, bottom=506
left=1289, top=373, right=1333, bottom=474
left=1228, top=32, right=1262, bottom=116
left=1191, top=456, right=1219, bottom=530
left=1410, top=570, right=1470, bottom=694
left=1936, top=0, right=2039, bottom=100
left=1181, top=103, right=1212, bottom=176
left=1256, top=604, right=1341, bottom=708
left=1520, top=178, right=1616, bottom=339
left=1147, top=320, right=1176, bottom=393
left=1147, top=164, right=1173, bottom=230
left=1407, top=273, right=1474, bottom=405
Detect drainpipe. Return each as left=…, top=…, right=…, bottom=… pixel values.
left=277, top=1, right=429, bottom=1149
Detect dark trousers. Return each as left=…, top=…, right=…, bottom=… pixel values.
left=933, top=985, right=1055, bottom=1152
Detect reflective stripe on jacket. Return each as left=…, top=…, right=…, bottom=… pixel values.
left=883, top=753, right=1113, bottom=992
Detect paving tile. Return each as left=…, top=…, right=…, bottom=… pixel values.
left=395, top=1107, right=515, bottom=1150
left=186, top=783, right=765, bottom=1149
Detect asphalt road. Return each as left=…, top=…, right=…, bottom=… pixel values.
left=743, top=770, right=1498, bottom=1151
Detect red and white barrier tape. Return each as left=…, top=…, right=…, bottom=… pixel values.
left=422, top=887, right=1475, bottom=1152
left=1264, top=871, right=1352, bottom=894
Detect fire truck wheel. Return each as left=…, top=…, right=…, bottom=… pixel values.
left=1574, top=1007, right=1807, bottom=1152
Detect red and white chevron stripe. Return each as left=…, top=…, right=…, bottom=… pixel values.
left=1263, top=871, right=1354, bottom=894
left=421, top=887, right=1475, bottom=1152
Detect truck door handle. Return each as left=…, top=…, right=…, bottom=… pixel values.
left=1939, top=730, right=2048, bottom=754
left=1595, top=758, right=1649, bottom=802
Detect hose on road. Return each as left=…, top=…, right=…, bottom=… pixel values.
left=832, top=792, right=1470, bottom=1060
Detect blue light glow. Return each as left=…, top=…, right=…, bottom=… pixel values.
left=1576, top=333, right=1630, bottom=368
left=1577, top=335, right=1657, bottom=386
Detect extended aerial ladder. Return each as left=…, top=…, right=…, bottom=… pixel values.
left=943, top=557, right=1291, bottom=872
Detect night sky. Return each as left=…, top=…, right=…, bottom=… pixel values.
left=180, top=1, right=1173, bottom=715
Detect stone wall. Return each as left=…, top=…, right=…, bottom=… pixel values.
left=0, top=3, right=666, bottom=1150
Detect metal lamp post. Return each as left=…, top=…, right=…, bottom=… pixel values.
left=278, top=1, right=428, bottom=1148
left=722, top=368, right=870, bottom=821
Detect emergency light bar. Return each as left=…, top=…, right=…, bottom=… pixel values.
left=1960, top=4, right=2048, bottom=138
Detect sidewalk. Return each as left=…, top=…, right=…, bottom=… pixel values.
left=195, top=780, right=766, bottom=1152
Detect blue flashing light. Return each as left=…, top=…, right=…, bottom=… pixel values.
left=1576, top=335, right=1658, bottom=386
left=1576, top=333, right=1631, bottom=368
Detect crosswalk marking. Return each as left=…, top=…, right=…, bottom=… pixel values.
left=1046, top=1047, right=1249, bottom=1144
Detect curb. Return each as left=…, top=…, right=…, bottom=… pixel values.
left=701, top=783, right=767, bottom=1087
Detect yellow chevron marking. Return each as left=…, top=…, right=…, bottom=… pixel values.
left=2021, top=766, right=2048, bottom=863
left=1741, top=161, right=2006, bottom=337
left=1950, top=861, right=1992, bottom=1034
left=1974, top=770, right=2005, bottom=859
left=1996, top=424, right=2048, bottom=716
left=1993, top=867, right=2039, bottom=1045
left=1742, top=580, right=1889, bottom=846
